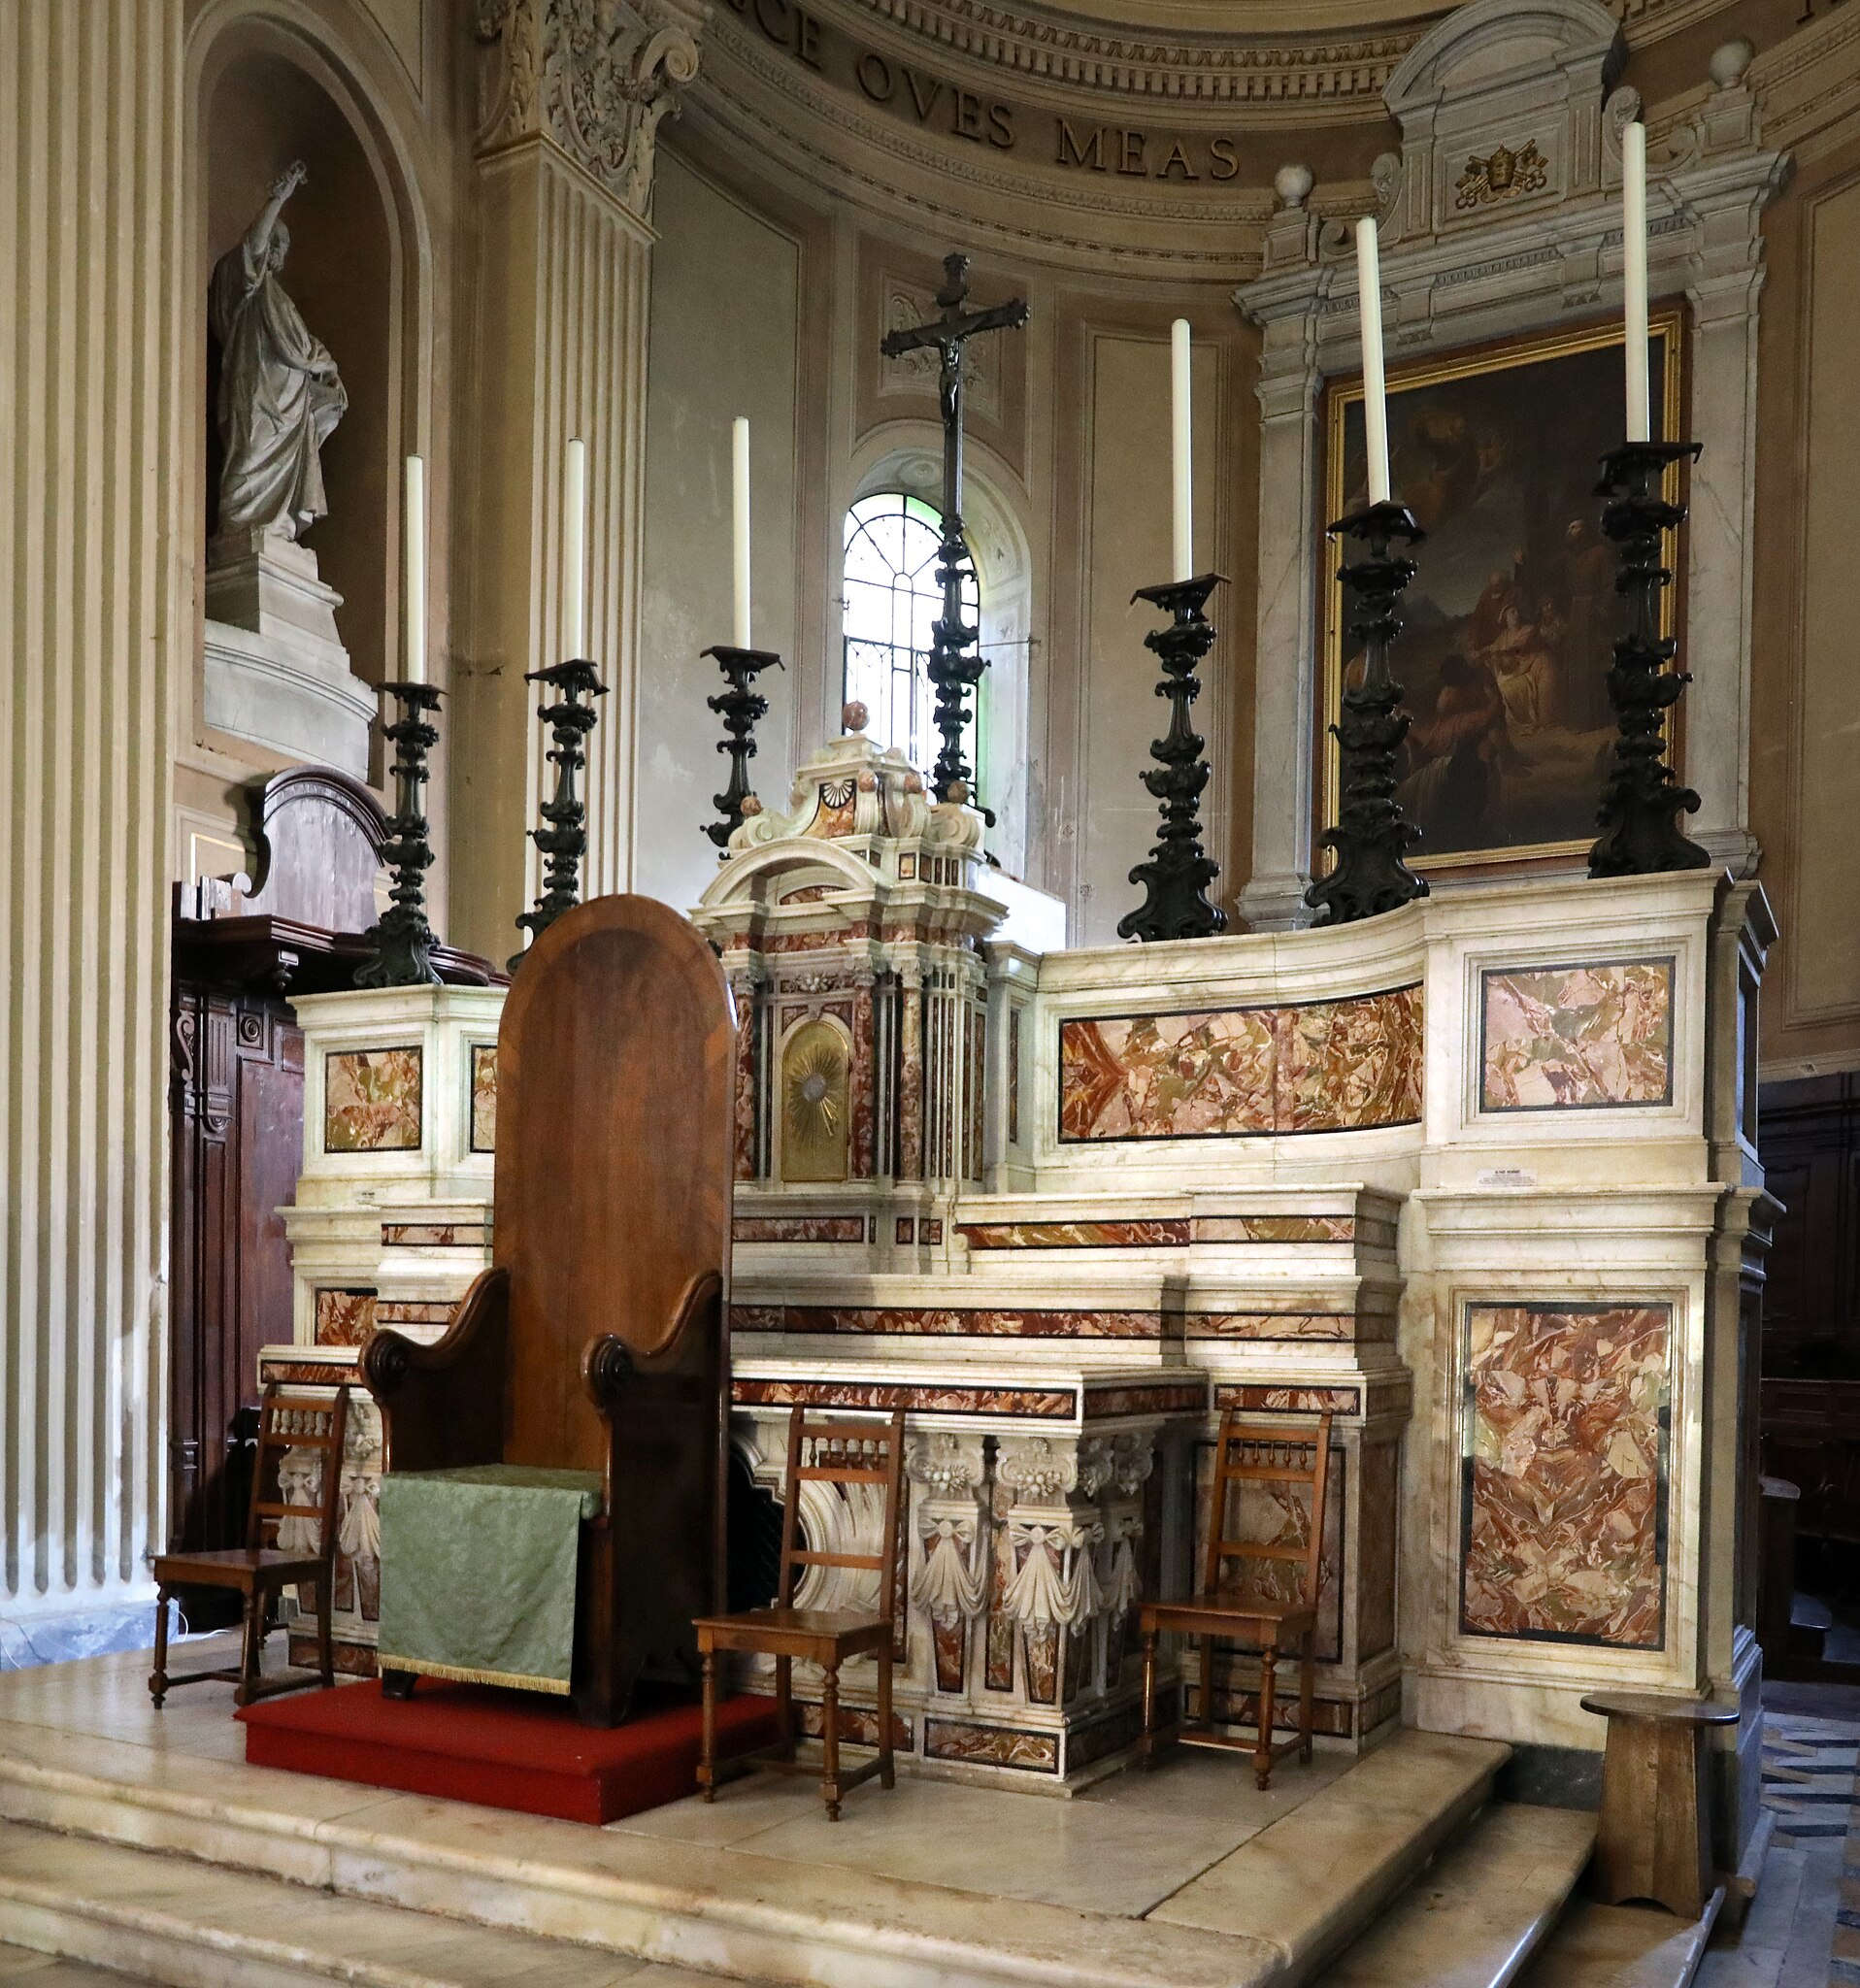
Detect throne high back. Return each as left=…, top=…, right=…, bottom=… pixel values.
left=365, top=895, right=736, bottom=1725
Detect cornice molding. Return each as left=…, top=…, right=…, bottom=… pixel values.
left=825, top=0, right=1744, bottom=116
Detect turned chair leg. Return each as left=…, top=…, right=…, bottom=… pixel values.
left=877, top=1644, right=895, bottom=1792
left=698, top=1648, right=717, bottom=1801
left=1138, top=1625, right=1159, bottom=1766
left=776, top=1653, right=794, bottom=1762
left=1298, top=1628, right=1314, bottom=1766
left=233, top=1586, right=265, bottom=1707
left=1255, top=1641, right=1279, bottom=1791
left=316, top=1572, right=335, bottom=1688
left=821, top=1662, right=842, bottom=1821
left=149, top=1586, right=170, bottom=1708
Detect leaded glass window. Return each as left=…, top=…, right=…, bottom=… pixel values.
left=841, top=492, right=980, bottom=793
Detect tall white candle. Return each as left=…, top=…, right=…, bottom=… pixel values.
left=1622, top=120, right=1651, bottom=444
left=403, top=454, right=425, bottom=684
left=732, top=416, right=751, bottom=648
left=1356, top=218, right=1391, bottom=505
left=1170, top=318, right=1193, bottom=581
left=563, top=437, right=586, bottom=659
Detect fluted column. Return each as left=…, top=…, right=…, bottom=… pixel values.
left=452, top=0, right=703, bottom=960
left=1, top=0, right=184, bottom=1626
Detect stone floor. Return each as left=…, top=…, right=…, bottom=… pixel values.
left=1690, top=1698, right=1860, bottom=1988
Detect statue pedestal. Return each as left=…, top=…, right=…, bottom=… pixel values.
left=203, top=528, right=376, bottom=777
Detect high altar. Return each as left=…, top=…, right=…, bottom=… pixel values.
left=272, top=711, right=1777, bottom=1857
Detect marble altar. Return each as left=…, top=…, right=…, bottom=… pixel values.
left=271, top=718, right=1775, bottom=1849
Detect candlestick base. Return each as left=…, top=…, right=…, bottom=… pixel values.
left=510, top=658, right=606, bottom=972
left=1118, top=572, right=1227, bottom=944
left=1590, top=440, right=1711, bottom=878
left=1305, top=502, right=1429, bottom=928
left=356, top=681, right=445, bottom=989
left=703, top=645, right=785, bottom=853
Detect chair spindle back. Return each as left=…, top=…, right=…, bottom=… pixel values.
left=246, top=1383, right=349, bottom=1567
left=773, top=1408, right=907, bottom=1621
left=1202, top=1410, right=1333, bottom=1610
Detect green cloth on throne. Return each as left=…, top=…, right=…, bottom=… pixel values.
left=377, top=1465, right=603, bottom=1695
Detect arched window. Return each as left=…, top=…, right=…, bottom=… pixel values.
left=841, top=492, right=979, bottom=795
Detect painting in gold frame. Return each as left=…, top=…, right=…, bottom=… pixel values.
left=1319, top=312, right=1686, bottom=874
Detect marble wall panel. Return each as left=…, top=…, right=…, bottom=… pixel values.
left=1459, top=1303, right=1670, bottom=1648
left=1478, top=959, right=1674, bottom=1111
left=1215, top=1385, right=1362, bottom=1414
left=1357, top=1441, right=1400, bottom=1661
left=314, top=1288, right=377, bottom=1347
left=923, top=1717, right=1058, bottom=1772
left=323, top=1047, right=422, bottom=1152
left=1058, top=984, right=1421, bottom=1142
left=1189, top=1312, right=1357, bottom=1341
left=959, top=1219, right=1192, bottom=1248
left=733, top=1215, right=867, bottom=1243
left=470, top=1044, right=497, bottom=1152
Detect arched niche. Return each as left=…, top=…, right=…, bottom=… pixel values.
left=845, top=434, right=1038, bottom=881
left=192, top=11, right=418, bottom=740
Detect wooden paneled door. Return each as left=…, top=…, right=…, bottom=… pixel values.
left=169, top=985, right=305, bottom=1572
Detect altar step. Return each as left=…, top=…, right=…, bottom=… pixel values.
left=0, top=1819, right=751, bottom=1988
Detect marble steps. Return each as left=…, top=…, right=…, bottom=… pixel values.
left=1308, top=1802, right=1597, bottom=1987
left=0, top=1818, right=738, bottom=1988
left=0, top=1720, right=1511, bottom=1988
left=1512, top=1894, right=1722, bottom=1988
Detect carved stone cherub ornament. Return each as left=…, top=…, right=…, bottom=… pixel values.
left=209, top=160, right=348, bottom=542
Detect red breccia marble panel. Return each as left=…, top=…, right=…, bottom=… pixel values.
left=1479, top=959, right=1674, bottom=1111
left=323, top=1046, right=422, bottom=1152
left=1460, top=1303, right=1670, bottom=1647
left=1058, top=984, right=1421, bottom=1141
left=314, top=1287, right=376, bottom=1347
left=469, top=1044, right=497, bottom=1152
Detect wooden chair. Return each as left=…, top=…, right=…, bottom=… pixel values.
left=693, top=1408, right=906, bottom=1821
left=364, top=895, right=735, bottom=1726
left=149, top=1383, right=349, bottom=1707
left=1138, top=1409, right=1333, bottom=1790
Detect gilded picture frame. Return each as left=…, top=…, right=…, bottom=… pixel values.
left=1319, top=312, right=1687, bottom=875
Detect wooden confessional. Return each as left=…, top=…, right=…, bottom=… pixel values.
left=169, top=768, right=495, bottom=1585
left=363, top=894, right=737, bottom=1727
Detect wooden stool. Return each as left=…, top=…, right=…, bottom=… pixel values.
left=1580, top=1690, right=1739, bottom=1919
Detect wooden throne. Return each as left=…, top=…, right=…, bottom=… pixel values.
left=362, top=895, right=735, bottom=1726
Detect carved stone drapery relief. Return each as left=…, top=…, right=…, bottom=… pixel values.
left=476, top=0, right=703, bottom=215
left=1235, top=0, right=1787, bottom=928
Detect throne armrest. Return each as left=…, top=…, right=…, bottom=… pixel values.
left=581, top=1267, right=723, bottom=1417
left=364, top=1265, right=510, bottom=1474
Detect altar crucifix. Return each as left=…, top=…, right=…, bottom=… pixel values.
left=880, top=252, right=1029, bottom=814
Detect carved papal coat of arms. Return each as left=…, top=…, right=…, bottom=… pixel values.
left=1454, top=140, right=1550, bottom=210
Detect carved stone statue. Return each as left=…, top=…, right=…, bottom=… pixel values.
left=209, top=161, right=347, bottom=542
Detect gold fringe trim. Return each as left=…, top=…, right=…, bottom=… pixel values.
left=376, top=1653, right=573, bottom=1696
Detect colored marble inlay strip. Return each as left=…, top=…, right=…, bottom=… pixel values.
left=1189, top=1314, right=1356, bottom=1341
left=731, top=1305, right=1163, bottom=1339
left=1192, top=1214, right=1355, bottom=1242
left=959, top=1219, right=1192, bottom=1249
left=470, top=1043, right=497, bottom=1153
left=324, top=1046, right=423, bottom=1152
left=382, top=1223, right=489, bottom=1247
left=1084, top=1381, right=1206, bottom=1418
left=1058, top=983, right=1422, bottom=1142
left=1479, top=957, right=1674, bottom=1112
left=376, top=1300, right=457, bottom=1328
left=260, top=1357, right=361, bottom=1385
left=922, top=1718, right=1059, bottom=1773
left=1460, top=1303, right=1670, bottom=1649
left=732, top=1215, right=868, bottom=1243
left=314, top=1287, right=376, bottom=1347
left=1215, top=1385, right=1362, bottom=1414
left=732, top=1378, right=1076, bottom=1419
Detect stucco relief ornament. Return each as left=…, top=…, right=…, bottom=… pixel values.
left=1454, top=140, right=1549, bottom=210
left=477, top=0, right=700, bottom=213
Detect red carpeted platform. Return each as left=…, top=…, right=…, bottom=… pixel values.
left=238, top=1679, right=778, bottom=1826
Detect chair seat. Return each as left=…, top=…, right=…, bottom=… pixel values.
left=153, top=1547, right=324, bottom=1589
left=1142, top=1590, right=1317, bottom=1635
left=694, top=1606, right=892, bottom=1658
